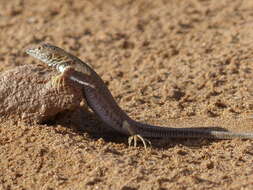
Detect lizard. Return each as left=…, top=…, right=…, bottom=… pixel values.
left=26, top=43, right=253, bottom=148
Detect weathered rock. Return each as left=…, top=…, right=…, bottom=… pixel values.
left=0, top=65, right=86, bottom=124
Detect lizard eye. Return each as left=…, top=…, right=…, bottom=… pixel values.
left=38, top=46, right=42, bottom=50
left=47, top=54, right=52, bottom=59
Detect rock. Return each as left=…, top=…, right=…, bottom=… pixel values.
left=0, top=64, right=86, bottom=124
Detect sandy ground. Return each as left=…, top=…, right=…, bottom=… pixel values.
left=1, top=0, right=253, bottom=189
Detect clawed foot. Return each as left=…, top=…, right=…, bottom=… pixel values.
left=51, top=74, right=66, bottom=92
left=122, top=120, right=151, bottom=149
left=51, top=66, right=74, bottom=92
left=128, top=135, right=151, bottom=149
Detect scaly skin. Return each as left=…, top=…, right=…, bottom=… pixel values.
left=26, top=43, right=253, bottom=148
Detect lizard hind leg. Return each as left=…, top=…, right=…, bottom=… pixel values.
left=122, top=120, right=151, bottom=149
left=128, top=135, right=151, bottom=149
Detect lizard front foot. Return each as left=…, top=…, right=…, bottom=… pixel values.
left=51, top=66, right=74, bottom=92
left=51, top=74, right=66, bottom=92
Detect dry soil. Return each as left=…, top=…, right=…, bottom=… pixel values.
left=1, top=0, right=253, bottom=189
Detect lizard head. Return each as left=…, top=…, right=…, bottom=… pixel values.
left=26, top=43, right=71, bottom=68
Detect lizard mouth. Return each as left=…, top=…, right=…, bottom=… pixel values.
left=26, top=48, right=36, bottom=56
left=26, top=48, right=50, bottom=65
left=25, top=48, right=41, bottom=59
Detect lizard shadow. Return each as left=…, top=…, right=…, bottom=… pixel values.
left=44, top=108, right=231, bottom=149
